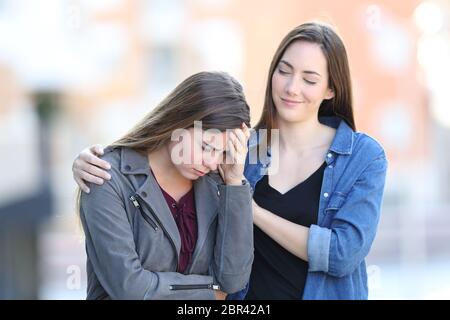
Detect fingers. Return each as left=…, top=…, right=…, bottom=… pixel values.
left=80, top=148, right=111, bottom=170
left=79, top=160, right=111, bottom=180
left=226, top=123, right=251, bottom=165
left=232, top=129, right=247, bottom=152
left=76, top=169, right=105, bottom=186
left=227, top=138, right=237, bottom=164
left=75, top=176, right=90, bottom=193
left=90, top=144, right=104, bottom=156
left=228, top=131, right=246, bottom=161
left=242, top=122, right=251, bottom=140
left=73, top=144, right=110, bottom=192
left=230, top=123, right=250, bottom=153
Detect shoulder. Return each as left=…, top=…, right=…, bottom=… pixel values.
left=353, top=132, right=386, bottom=161
left=101, top=146, right=122, bottom=168
left=81, top=147, right=125, bottom=203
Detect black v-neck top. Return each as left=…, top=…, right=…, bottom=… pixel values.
left=246, top=162, right=326, bottom=300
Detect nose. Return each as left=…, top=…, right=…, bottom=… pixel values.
left=203, top=159, right=218, bottom=171
left=285, top=76, right=301, bottom=97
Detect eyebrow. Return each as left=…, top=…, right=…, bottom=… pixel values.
left=279, top=60, right=322, bottom=77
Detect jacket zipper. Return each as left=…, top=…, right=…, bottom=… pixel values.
left=169, top=284, right=220, bottom=291
left=133, top=193, right=180, bottom=272
left=129, top=195, right=158, bottom=231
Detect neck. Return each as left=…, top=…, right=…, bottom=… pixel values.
left=276, top=117, right=329, bottom=153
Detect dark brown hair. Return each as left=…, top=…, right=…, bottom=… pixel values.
left=111, top=71, right=250, bottom=153
left=76, top=71, right=250, bottom=217
left=255, top=22, right=356, bottom=134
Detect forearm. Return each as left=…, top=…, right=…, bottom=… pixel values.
left=81, top=183, right=216, bottom=300
left=84, top=221, right=218, bottom=299
left=213, top=183, right=254, bottom=293
left=107, top=270, right=217, bottom=300
left=253, top=205, right=309, bottom=261
left=150, top=272, right=217, bottom=300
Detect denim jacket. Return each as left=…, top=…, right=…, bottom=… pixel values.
left=230, top=116, right=388, bottom=300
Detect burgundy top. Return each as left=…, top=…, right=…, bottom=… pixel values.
left=159, top=186, right=198, bottom=274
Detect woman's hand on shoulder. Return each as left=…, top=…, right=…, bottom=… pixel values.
left=72, top=144, right=111, bottom=193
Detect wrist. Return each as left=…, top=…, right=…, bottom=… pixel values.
left=225, top=176, right=246, bottom=185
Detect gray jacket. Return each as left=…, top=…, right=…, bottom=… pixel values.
left=79, top=147, right=254, bottom=300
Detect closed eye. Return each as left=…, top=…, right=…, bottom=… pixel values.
left=304, top=79, right=317, bottom=85
left=202, top=143, right=224, bottom=154
left=278, top=68, right=290, bottom=75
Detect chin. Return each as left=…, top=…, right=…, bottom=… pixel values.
left=275, top=108, right=309, bottom=123
left=182, top=170, right=199, bottom=181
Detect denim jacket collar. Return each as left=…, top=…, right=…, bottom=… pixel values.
left=319, top=116, right=354, bottom=156
left=248, top=116, right=354, bottom=159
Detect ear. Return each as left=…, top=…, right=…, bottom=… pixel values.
left=324, top=88, right=335, bottom=100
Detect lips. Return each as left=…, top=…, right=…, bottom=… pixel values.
left=281, top=97, right=303, bottom=106
left=193, top=169, right=207, bottom=176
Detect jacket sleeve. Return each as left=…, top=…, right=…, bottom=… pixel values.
left=211, top=182, right=254, bottom=293
left=307, top=153, right=388, bottom=278
left=80, top=178, right=216, bottom=300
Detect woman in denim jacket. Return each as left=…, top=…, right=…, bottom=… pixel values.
left=72, top=22, right=387, bottom=299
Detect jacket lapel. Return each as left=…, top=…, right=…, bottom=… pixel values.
left=120, top=147, right=221, bottom=270
left=135, top=170, right=182, bottom=259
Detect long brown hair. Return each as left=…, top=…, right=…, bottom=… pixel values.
left=111, top=71, right=250, bottom=153
left=255, top=22, right=356, bottom=135
left=76, top=71, right=250, bottom=218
